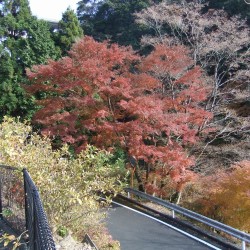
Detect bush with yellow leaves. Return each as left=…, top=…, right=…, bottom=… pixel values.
left=0, top=117, right=126, bottom=248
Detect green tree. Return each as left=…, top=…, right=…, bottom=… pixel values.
left=206, top=0, right=250, bottom=21
left=0, top=0, right=60, bottom=72
left=21, top=19, right=60, bottom=68
left=55, top=7, right=83, bottom=55
left=76, top=0, right=103, bottom=34
left=0, top=47, right=34, bottom=120
left=0, top=47, right=17, bottom=117
left=0, top=0, right=34, bottom=120
left=0, top=0, right=59, bottom=119
left=0, top=0, right=33, bottom=75
left=77, top=0, right=161, bottom=48
left=0, top=0, right=32, bottom=39
left=0, top=46, right=14, bottom=82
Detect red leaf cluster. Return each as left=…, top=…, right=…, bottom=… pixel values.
left=26, top=36, right=212, bottom=192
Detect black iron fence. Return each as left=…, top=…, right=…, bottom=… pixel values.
left=0, top=165, right=26, bottom=233
left=0, top=165, right=56, bottom=249
left=23, top=168, right=56, bottom=250
left=83, top=234, right=99, bottom=250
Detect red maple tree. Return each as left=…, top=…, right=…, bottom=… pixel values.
left=26, top=36, right=212, bottom=195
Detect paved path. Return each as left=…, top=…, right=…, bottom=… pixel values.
left=106, top=203, right=219, bottom=250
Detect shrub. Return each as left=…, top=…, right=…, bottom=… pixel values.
left=0, top=117, right=126, bottom=247
left=185, top=160, right=250, bottom=233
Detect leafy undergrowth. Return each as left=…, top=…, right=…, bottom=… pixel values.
left=0, top=117, right=127, bottom=249
left=182, top=160, right=250, bottom=233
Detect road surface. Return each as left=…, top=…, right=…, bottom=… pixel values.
left=106, top=202, right=220, bottom=250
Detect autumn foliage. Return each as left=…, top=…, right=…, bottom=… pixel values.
left=188, top=161, right=250, bottom=232
left=0, top=117, right=124, bottom=248
left=26, top=36, right=212, bottom=194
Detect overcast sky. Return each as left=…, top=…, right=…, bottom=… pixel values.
left=29, top=0, right=79, bottom=21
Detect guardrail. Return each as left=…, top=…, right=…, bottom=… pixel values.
left=125, top=187, right=250, bottom=250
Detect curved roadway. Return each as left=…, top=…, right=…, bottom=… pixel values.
left=106, top=202, right=220, bottom=250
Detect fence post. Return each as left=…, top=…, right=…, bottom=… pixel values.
left=242, top=240, right=246, bottom=250
left=172, top=210, right=175, bottom=219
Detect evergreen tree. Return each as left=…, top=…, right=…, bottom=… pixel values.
left=55, top=7, right=83, bottom=55
left=0, top=0, right=33, bottom=75
left=77, top=0, right=103, bottom=35
left=206, top=0, right=250, bottom=21
left=77, top=0, right=161, bottom=48
left=0, top=45, right=34, bottom=120
left=21, top=19, right=60, bottom=68
left=0, top=0, right=57, bottom=119
left=0, top=0, right=32, bottom=40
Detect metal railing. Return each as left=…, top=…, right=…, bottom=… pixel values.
left=0, top=165, right=26, bottom=233
left=125, top=187, right=250, bottom=250
left=23, top=168, right=56, bottom=250
left=83, top=234, right=99, bottom=250
left=0, top=165, right=56, bottom=249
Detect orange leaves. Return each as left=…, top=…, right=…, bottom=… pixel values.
left=141, top=45, right=192, bottom=77
left=130, top=73, right=160, bottom=92
left=27, top=36, right=212, bottom=193
left=190, top=161, right=250, bottom=232
left=69, top=36, right=138, bottom=77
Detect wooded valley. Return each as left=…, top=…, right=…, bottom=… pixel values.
left=0, top=0, right=249, bottom=248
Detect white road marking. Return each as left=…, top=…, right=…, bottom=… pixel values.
left=110, top=200, right=222, bottom=250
